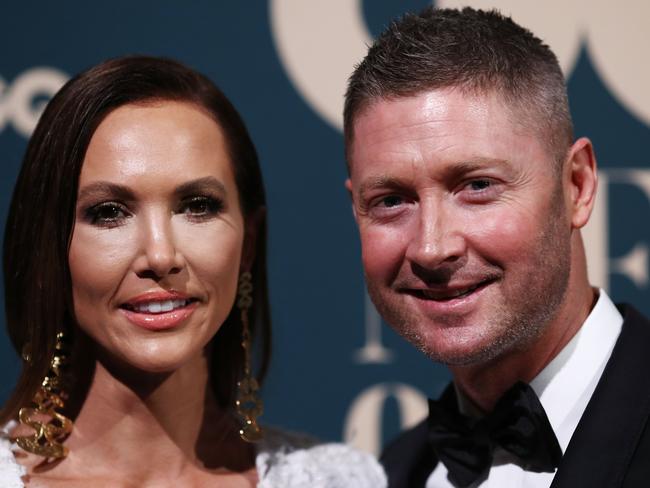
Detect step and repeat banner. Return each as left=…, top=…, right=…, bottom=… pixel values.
left=1, top=1, right=648, bottom=455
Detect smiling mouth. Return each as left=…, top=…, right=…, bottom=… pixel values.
left=409, top=279, right=496, bottom=301
left=121, top=298, right=198, bottom=314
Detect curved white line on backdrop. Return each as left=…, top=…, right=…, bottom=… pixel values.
left=0, top=77, right=8, bottom=132
left=438, top=0, right=583, bottom=76
left=269, top=0, right=650, bottom=130
left=343, top=382, right=428, bottom=456
left=586, top=1, right=650, bottom=127
left=270, top=0, right=371, bottom=130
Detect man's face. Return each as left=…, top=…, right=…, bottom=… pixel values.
left=346, top=89, right=573, bottom=366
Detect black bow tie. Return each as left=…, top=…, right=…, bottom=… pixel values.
left=427, top=381, right=562, bottom=488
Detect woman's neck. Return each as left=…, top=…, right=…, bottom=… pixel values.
left=44, top=353, right=255, bottom=485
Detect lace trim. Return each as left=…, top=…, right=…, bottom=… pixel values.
left=0, top=422, right=25, bottom=488
left=257, top=428, right=387, bottom=487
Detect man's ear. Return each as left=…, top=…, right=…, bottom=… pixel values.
left=565, top=137, right=598, bottom=229
left=241, top=206, right=265, bottom=272
left=345, top=178, right=358, bottom=220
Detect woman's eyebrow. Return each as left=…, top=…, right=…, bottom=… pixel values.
left=77, top=177, right=228, bottom=202
left=77, top=182, right=135, bottom=202
left=174, top=176, right=227, bottom=197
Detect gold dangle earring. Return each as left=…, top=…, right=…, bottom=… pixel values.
left=235, top=271, right=264, bottom=442
left=15, top=331, right=73, bottom=459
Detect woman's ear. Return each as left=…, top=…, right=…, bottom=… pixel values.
left=241, top=206, right=266, bottom=272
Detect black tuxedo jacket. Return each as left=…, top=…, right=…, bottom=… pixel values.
left=381, top=305, right=650, bottom=488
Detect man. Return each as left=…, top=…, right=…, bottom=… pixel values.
left=344, top=7, right=650, bottom=488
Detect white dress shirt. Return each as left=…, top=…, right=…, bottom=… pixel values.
left=426, top=290, right=623, bottom=488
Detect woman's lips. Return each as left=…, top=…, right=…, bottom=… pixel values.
left=119, top=291, right=199, bottom=331
left=120, top=301, right=198, bottom=331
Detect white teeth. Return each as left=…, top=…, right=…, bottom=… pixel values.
left=132, top=299, right=190, bottom=313
left=421, top=284, right=479, bottom=300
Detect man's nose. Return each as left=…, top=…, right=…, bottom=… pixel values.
left=405, top=201, right=466, bottom=269
left=135, top=213, right=183, bottom=279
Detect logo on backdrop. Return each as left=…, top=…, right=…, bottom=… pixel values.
left=270, top=0, right=650, bottom=455
left=0, top=67, right=69, bottom=138
left=270, top=0, right=650, bottom=130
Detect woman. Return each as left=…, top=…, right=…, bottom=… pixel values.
left=0, top=56, right=385, bottom=487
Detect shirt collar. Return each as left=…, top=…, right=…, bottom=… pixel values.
left=529, top=288, right=623, bottom=451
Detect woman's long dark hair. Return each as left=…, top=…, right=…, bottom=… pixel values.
left=0, top=56, right=271, bottom=423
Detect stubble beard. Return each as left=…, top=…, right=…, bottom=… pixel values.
left=366, top=196, right=572, bottom=367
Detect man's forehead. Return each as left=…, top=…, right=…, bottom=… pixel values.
left=348, top=88, right=555, bottom=174
left=354, top=88, right=525, bottom=132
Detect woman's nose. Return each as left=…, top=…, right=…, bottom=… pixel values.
left=135, top=214, right=183, bottom=279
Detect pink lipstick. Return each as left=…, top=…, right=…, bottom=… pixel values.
left=119, top=291, right=198, bottom=331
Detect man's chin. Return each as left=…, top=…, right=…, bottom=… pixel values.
left=396, top=320, right=516, bottom=366
left=416, top=340, right=507, bottom=367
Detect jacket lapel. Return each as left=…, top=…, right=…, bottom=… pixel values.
left=381, top=419, right=438, bottom=488
left=551, top=306, right=650, bottom=487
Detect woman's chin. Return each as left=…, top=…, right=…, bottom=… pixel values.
left=96, top=342, right=207, bottom=380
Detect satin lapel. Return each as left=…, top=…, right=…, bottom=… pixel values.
left=551, top=306, right=650, bottom=488
left=381, top=419, right=438, bottom=488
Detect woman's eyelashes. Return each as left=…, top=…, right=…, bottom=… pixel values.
left=82, top=195, right=225, bottom=228
left=178, top=195, right=224, bottom=221
left=84, top=201, right=130, bottom=227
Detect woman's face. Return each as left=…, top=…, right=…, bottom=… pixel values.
left=69, top=101, right=247, bottom=373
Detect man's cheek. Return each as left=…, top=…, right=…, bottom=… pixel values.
left=360, top=228, right=404, bottom=281
left=467, top=212, right=533, bottom=256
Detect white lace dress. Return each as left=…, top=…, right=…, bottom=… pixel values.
left=0, top=424, right=386, bottom=487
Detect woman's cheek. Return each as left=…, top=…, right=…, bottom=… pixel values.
left=69, top=226, right=135, bottom=300
left=178, top=224, right=243, bottom=287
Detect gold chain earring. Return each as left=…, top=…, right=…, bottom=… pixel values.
left=235, top=271, right=263, bottom=442
left=15, top=331, right=73, bottom=459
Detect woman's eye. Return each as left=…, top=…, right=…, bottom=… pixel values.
left=181, top=196, right=224, bottom=218
left=85, top=203, right=129, bottom=226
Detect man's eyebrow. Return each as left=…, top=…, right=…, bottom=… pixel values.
left=444, top=158, right=512, bottom=176
left=357, top=158, right=511, bottom=197
left=173, top=176, right=227, bottom=198
left=77, top=182, right=135, bottom=202
left=358, top=176, right=409, bottom=200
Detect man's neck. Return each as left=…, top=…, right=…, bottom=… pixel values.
left=450, top=286, right=597, bottom=413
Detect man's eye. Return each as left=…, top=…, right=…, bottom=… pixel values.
left=85, top=203, right=128, bottom=226
left=379, top=195, right=404, bottom=208
left=468, top=179, right=491, bottom=191
left=181, top=196, right=224, bottom=217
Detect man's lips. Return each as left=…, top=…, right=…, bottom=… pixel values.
left=403, top=278, right=498, bottom=301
